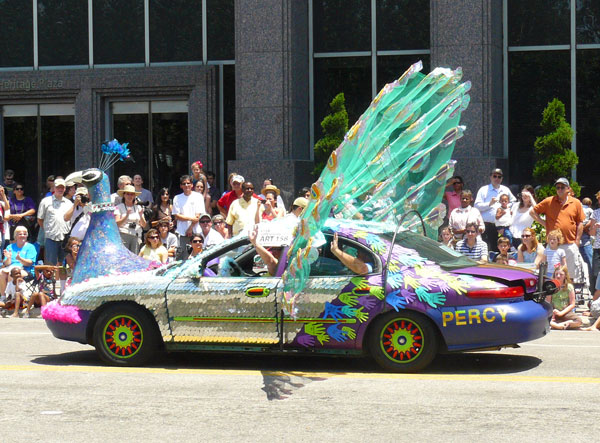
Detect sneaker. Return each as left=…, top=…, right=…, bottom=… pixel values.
left=23, top=312, right=30, bottom=318
left=0, top=308, right=7, bottom=317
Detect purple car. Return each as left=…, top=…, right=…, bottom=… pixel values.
left=44, top=219, right=554, bottom=372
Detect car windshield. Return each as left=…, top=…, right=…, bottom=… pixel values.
left=388, top=230, right=476, bottom=270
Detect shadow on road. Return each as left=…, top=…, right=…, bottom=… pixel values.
left=31, top=348, right=541, bottom=375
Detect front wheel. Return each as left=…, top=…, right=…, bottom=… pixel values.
left=93, top=304, right=160, bottom=366
left=368, top=310, right=438, bottom=372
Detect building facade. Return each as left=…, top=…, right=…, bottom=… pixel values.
left=1, top=0, right=598, bottom=202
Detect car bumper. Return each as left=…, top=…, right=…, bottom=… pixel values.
left=432, top=300, right=553, bottom=351
left=45, top=309, right=91, bottom=345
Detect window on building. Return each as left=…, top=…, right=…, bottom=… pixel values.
left=313, top=0, right=371, bottom=53
left=38, top=0, right=88, bottom=66
left=508, top=0, right=570, bottom=46
left=577, top=0, right=600, bottom=44
left=207, top=0, right=234, bottom=61
left=0, top=0, right=34, bottom=68
left=576, top=49, right=600, bottom=192
left=149, top=0, right=202, bottom=63
left=314, top=57, right=371, bottom=137
left=376, top=0, right=429, bottom=51
left=508, top=51, right=570, bottom=186
left=93, top=0, right=144, bottom=64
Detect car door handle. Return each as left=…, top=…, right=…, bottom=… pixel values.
left=245, top=287, right=271, bottom=298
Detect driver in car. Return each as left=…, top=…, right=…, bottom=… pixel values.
left=330, top=232, right=373, bottom=275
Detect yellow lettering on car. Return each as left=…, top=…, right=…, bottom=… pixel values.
left=482, top=308, right=495, bottom=322
left=442, top=311, right=454, bottom=327
left=441, top=307, right=508, bottom=327
left=497, top=307, right=508, bottom=322
left=468, top=309, right=481, bottom=324
left=455, top=310, right=466, bottom=326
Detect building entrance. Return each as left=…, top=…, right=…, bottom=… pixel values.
left=109, top=100, right=188, bottom=198
left=1, top=104, right=74, bottom=202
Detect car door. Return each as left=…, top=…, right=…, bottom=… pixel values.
left=166, top=239, right=281, bottom=345
left=282, top=234, right=382, bottom=349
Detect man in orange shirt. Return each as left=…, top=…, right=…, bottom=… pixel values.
left=530, top=177, right=586, bottom=284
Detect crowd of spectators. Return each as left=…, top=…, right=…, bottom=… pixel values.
left=441, top=168, right=600, bottom=331
left=2, top=159, right=600, bottom=331
left=0, top=164, right=311, bottom=318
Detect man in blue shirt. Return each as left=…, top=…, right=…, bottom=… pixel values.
left=0, top=225, right=37, bottom=298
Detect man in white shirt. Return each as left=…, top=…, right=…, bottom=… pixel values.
left=226, top=181, right=260, bottom=236
left=37, top=178, right=73, bottom=265
left=198, top=213, right=224, bottom=249
left=474, top=168, right=516, bottom=252
left=173, top=175, right=205, bottom=259
left=133, top=174, right=154, bottom=204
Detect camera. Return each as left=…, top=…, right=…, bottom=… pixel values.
left=135, top=198, right=150, bottom=207
left=128, top=222, right=137, bottom=229
left=80, top=195, right=89, bottom=204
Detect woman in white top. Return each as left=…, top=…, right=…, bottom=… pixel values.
left=115, top=185, right=147, bottom=254
left=510, top=188, right=536, bottom=249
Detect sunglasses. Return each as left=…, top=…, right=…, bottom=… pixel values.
left=14, top=187, right=24, bottom=191
left=466, top=230, right=477, bottom=234
left=213, top=220, right=223, bottom=225
left=148, top=236, right=159, bottom=240
left=492, top=174, right=502, bottom=178
left=522, top=234, right=532, bottom=238
left=200, top=220, right=211, bottom=224
left=192, top=239, right=203, bottom=244
left=244, top=187, right=254, bottom=191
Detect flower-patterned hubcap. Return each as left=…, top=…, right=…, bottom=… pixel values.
left=380, top=319, right=423, bottom=363
left=103, top=315, right=143, bottom=358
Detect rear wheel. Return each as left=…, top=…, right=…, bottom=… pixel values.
left=368, top=310, right=438, bottom=372
left=93, top=304, right=159, bottom=366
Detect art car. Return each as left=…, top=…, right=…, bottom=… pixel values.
left=44, top=218, right=555, bottom=372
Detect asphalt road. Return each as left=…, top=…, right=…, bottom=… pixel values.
left=1, top=318, right=599, bottom=442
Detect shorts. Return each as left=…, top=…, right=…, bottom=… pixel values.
left=554, top=311, right=580, bottom=322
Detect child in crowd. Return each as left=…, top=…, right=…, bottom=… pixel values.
left=24, top=266, right=57, bottom=318
left=548, top=265, right=581, bottom=330
left=493, top=236, right=517, bottom=265
left=495, top=193, right=513, bottom=245
left=544, top=229, right=566, bottom=279
left=0, top=267, right=26, bottom=318
left=439, top=226, right=454, bottom=247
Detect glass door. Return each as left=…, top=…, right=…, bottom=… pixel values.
left=2, top=104, right=74, bottom=202
left=110, top=100, right=188, bottom=198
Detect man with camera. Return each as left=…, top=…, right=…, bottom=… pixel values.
left=64, top=187, right=91, bottom=241
left=38, top=178, right=73, bottom=265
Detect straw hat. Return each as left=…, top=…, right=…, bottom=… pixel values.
left=261, top=184, right=280, bottom=196
left=117, top=184, right=141, bottom=197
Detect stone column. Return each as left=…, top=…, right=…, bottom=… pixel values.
left=431, top=0, right=503, bottom=190
left=232, top=0, right=312, bottom=204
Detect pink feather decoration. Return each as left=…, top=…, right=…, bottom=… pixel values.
left=41, top=300, right=82, bottom=324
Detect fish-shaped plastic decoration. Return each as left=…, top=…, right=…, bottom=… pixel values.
left=64, top=168, right=154, bottom=285
left=281, top=62, right=471, bottom=314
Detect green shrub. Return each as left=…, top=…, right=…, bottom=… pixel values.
left=313, top=93, right=348, bottom=176
left=532, top=98, right=578, bottom=198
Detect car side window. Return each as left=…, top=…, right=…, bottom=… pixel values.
left=310, top=234, right=379, bottom=276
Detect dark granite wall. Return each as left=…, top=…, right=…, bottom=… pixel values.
left=431, top=0, right=504, bottom=191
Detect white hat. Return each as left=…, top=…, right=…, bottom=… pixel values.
left=232, top=175, right=244, bottom=184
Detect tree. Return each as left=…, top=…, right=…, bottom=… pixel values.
left=313, top=93, right=348, bottom=176
left=532, top=98, right=578, bottom=199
